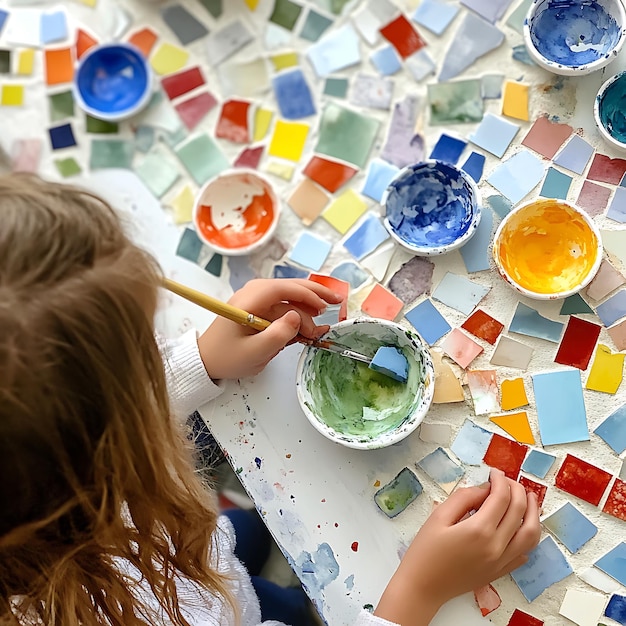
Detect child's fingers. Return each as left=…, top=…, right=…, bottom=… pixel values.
left=249, top=310, right=302, bottom=362
left=492, top=480, right=529, bottom=551
left=430, top=482, right=492, bottom=526
left=469, top=469, right=512, bottom=530
left=499, top=493, right=541, bottom=564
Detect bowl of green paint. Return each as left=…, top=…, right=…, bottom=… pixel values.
left=296, top=318, right=435, bottom=450
left=595, top=71, right=626, bottom=150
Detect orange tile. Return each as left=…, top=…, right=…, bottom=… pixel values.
left=308, top=274, right=349, bottom=321
left=75, top=29, right=97, bottom=60
left=45, top=48, right=74, bottom=85
left=361, top=284, right=403, bottom=321
left=303, top=156, right=358, bottom=193
left=128, top=27, right=158, bottom=58
left=215, top=99, right=251, bottom=143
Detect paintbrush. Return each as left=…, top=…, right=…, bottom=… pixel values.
left=162, top=278, right=379, bottom=368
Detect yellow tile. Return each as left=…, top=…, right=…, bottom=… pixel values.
left=76, top=0, right=97, bottom=6
left=244, top=0, right=259, bottom=8
left=150, top=43, right=189, bottom=76
left=322, top=188, right=367, bottom=234
left=502, top=81, right=529, bottom=121
left=268, top=120, right=308, bottom=161
left=253, top=108, right=273, bottom=142
left=270, top=52, right=298, bottom=71
left=170, top=185, right=194, bottom=225
left=500, top=377, right=529, bottom=410
left=1, top=85, right=25, bottom=106
left=586, top=344, right=625, bottom=394
left=431, top=350, right=465, bottom=404
left=490, top=412, right=535, bottom=445
left=17, top=49, right=35, bottom=75
left=264, top=160, right=295, bottom=181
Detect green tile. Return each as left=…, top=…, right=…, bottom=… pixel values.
left=299, top=9, right=332, bottom=42
left=316, top=0, right=352, bottom=14
left=323, top=77, right=348, bottom=98
left=90, top=139, right=134, bottom=170
left=176, top=227, right=203, bottom=262
left=175, top=134, right=228, bottom=185
left=269, top=0, right=302, bottom=31
left=49, top=91, right=74, bottom=122
left=197, top=0, right=222, bottom=18
left=162, top=125, right=188, bottom=148
left=135, top=149, right=180, bottom=199
left=134, top=126, right=155, bottom=153
left=86, top=115, right=119, bottom=134
left=428, top=79, right=484, bottom=125
left=204, top=253, right=223, bottom=276
left=315, top=103, right=380, bottom=169
left=54, top=157, right=82, bottom=178
left=0, top=49, right=10, bottom=74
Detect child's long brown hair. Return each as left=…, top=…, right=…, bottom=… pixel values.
left=0, top=175, right=233, bottom=625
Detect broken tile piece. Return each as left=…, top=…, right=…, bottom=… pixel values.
left=431, top=350, right=464, bottom=403
left=268, top=120, right=309, bottom=161
left=11, top=138, right=41, bottom=173
left=48, top=123, right=76, bottom=150
left=609, top=318, right=626, bottom=351
left=519, top=475, right=547, bottom=507
left=289, top=232, right=332, bottom=271
left=511, top=536, right=573, bottom=602
left=602, top=228, right=626, bottom=267
left=608, top=186, right=626, bottom=223
left=461, top=0, right=514, bottom=23
left=307, top=24, right=361, bottom=76
left=45, top=48, right=73, bottom=86
left=269, top=0, right=302, bottom=30
left=597, top=289, right=626, bottom=327
left=360, top=241, right=394, bottom=282
left=522, top=449, right=556, bottom=479
left=553, top=133, right=595, bottom=174
left=16, top=49, right=35, bottom=75
left=555, top=454, right=612, bottom=506
left=41, top=10, right=67, bottom=45
left=500, top=378, right=529, bottom=410
left=560, top=293, right=594, bottom=315
left=473, top=584, right=501, bottom=617
left=234, top=145, right=264, bottom=169
left=215, top=99, right=251, bottom=143
left=502, top=81, right=529, bottom=121
left=54, top=157, right=81, bottom=178
left=128, top=27, right=158, bottom=58
left=461, top=151, right=485, bottom=183
left=350, top=73, right=394, bottom=110
left=134, top=148, right=179, bottom=199
left=405, top=48, right=437, bottom=80
left=594, top=543, right=626, bottom=587
left=322, top=189, right=368, bottom=234
left=468, top=113, right=519, bottom=158
left=576, top=180, right=611, bottom=217
left=432, top=272, right=490, bottom=315
left=175, top=92, right=218, bottom=131
left=462, top=309, right=504, bottom=345
left=361, top=284, right=404, bottom=320
left=419, top=421, right=453, bottom=444
left=540, top=167, right=573, bottom=200
left=287, top=178, right=329, bottom=226
left=370, top=44, right=402, bottom=76
left=483, top=433, right=527, bottom=479
left=429, top=133, right=466, bottom=164
left=533, top=370, right=588, bottom=445
left=299, top=8, right=333, bottom=42
left=412, top=0, right=459, bottom=35
left=585, top=344, right=624, bottom=393
left=467, top=369, right=499, bottom=415
left=588, top=153, right=626, bottom=185
left=323, top=76, right=348, bottom=98
left=487, top=149, right=546, bottom=204
left=428, top=79, right=483, bottom=124
left=380, top=14, right=426, bottom=59
left=559, top=588, right=605, bottom=626
left=374, top=467, right=423, bottom=518
left=405, top=299, right=451, bottom=345
left=330, top=261, right=368, bottom=289
left=205, top=19, right=253, bottom=66
left=522, top=116, right=573, bottom=159
left=303, top=156, right=357, bottom=194
left=161, top=66, right=205, bottom=100
left=273, top=68, right=316, bottom=119
left=507, top=609, right=544, bottom=626
left=490, top=412, right=534, bottom=445
left=441, top=329, right=483, bottom=369
left=581, top=566, right=624, bottom=594
left=603, top=478, right=626, bottom=521
left=176, top=227, right=203, bottom=262
left=587, top=259, right=625, bottom=302
left=381, top=96, right=425, bottom=168
left=170, top=185, right=194, bottom=224
left=594, top=402, right=626, bottom=454
left=161, top=4, right=208, bottom=45
left=361, top=159, right=398, bottom=202
left=151, top=43, right=189, bottom=75
left=490, top=336, right=534, bottom=369
left=342, top=213, right=389, bottom=260
left=416, top=447, right=465, bottom=494
left=509, top=302, right=564, bottom=343
left=451, top=419, right=493, bottom=465
left=604, top=594, right=626, bottom=625
left=1, top=85, right=24, bottom=106
left=388, top=257, right=434, bottom=305
left=175, top=135, right=228, bottom=185
left=555, top=316, right=602, bottom=370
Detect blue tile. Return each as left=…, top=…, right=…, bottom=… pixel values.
left=595, top=542, right=626, bottom=586
left=404, top=298, right=451, bottom=345
left=542, top=502, right=597, bottom=554
left=272, top=68, right=316, bottom=120
left=522, top=449, right=556, bottom=479
left=594, top=402, right=626, bottom=455
left=605, top=594, right=626, bottom=625
left=273, top=263, right=310, bottom=279
left=176, top=228, right=203, bottom=262
left=40, top=10, right=68, bottom=44
left=539, top=167, right=573, bottom=199
left=342, top=213, right=390, bottom=260
left=330, top=261, right=368, bottom=288
left=49, top=123, right=77, bottom=150
left=450, top=419, right=493, bottom=465
left=596, top=289, right=626, bottom=327
left=0, top=10, right=8, bottom=36
left=461, top=151, right=485, bottom=182
left=361, top=159, right=399, bottom=202
left=417, top=447, right=465, bottom=491
left=429, top=133, right=466, bottom=164
left=289, top=232, right=332, bottom=271
left=509, top=302, right=565, bottom=343
left=412, top=0, right=459, bottom=35
left=370, top=44, right=402, bottom=76
left=374, top=467, right=423, bottom=518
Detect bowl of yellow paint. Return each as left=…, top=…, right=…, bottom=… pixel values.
left=296, top=318, right=435, bottom=450
left=493, top=199, right=603, bottom=300
left=193, top=170, right=280, bottom=256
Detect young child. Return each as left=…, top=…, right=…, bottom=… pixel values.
left=0, top=174, right=541, bottom=626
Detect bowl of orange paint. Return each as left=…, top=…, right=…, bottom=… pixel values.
left=493, top=199, right=603, bottom=300
left=193, top=170, right=280, bottom=256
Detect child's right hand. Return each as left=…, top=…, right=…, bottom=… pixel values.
left=374, top=469, right=541, bottom=626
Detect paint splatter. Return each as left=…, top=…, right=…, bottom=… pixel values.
left=254, top=457, right=262, bottom=469
left=351, top=541, right=359, bottom=552
left=292, top=543, right=340, bottom=603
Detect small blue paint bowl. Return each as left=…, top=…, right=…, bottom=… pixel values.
left=382, top=160, right=481, bottom=257
left=524, top=0, right=626, bottom=76
left=74, top=43, right=152, bottom=121
left=595, top=71, right=626, bottom=150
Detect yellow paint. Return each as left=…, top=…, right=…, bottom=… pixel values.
left=17, top=49, right=35, bottom=75
left=586, top=344, right=624, bottom=394
left=500, top=377, right=528, bottom=410
left=494, top=199, right=600, bottom=295
left=431, top=351, right=465, bottom=404
left=270, top=52, right=299, bottom=71
left=490, top=412, right=535, bottom=445
left=265, top=160, right=295, bottom=181
left=170, top=185, right=194, bottom=225
left=502, top=81, right=529, bottom=121
left=253, top=108, right=273, bottom=142
left=322, top=189, right=368, bottom=234
left=150, top=43, right=189, bottom=75
left=244, top=0, right=260, bottom=9
left=268, top=120, right=308, bottom=161
left=1, top=85, right=24, bottom=106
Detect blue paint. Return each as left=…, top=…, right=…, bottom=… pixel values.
left=529, top=0, right=622, bottom=67
left=598, top=71, right=626, bottom=143
left=75, top=44, right=151, bottom=120
left=293, top=543, right=340, bottom=597
left=384, top=161, right=479, bottom=251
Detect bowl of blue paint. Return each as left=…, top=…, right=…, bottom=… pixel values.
left=524, top=0, right=626, bottom=76
left=595, top=71, right=626, bottom=150
left=382, top=160, right=481, bottom=257
left=296, top=318, right=435, bottom=450
left=73, top=43, right=152, bottom=121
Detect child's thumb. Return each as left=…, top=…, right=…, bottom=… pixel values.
left=260, top=310, right=302, bottom=352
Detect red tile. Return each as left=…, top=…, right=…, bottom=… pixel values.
left=303, top=156, right=358, bottom=193
left=507, top=609, right=544, bottom=626
left=473, top=584, right=501, bottom=616
left=175, top=92, right=218, bottom=130
left=521, top=116, right=573, bottom=159
left=162, top=66, right=205, bottom=100
left=215, top=99, right=251, bottom=143
left=483, top=434, right=528, bottom=480
left=308, top=274, right=350, bottom=321
left=603, top=478, right=626, bottom=521
left=361, top=284, right=404, bottom=321
left=234, top=145, right=264, bottom=170
left=587, top=153, right=626, bottom=185
left=555, top=453, right=612, bottom=506
left=519, top=475, right=547, bottom=507
left=380, top=15, right=426, bottom=59
left=461, top=309, right=504, bottom=345
left=554, top=316, right=601, bottom=370
left=576, top=180, right=611, bottom=218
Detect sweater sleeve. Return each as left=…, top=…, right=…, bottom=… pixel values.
left=161, top=329, right=223, bottom=417
left=354, top=609, right=399, bottom=626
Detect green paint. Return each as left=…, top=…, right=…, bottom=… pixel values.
left=49, top=90, right=74, bottom=122
left=304, top=334, right=423, bottom=438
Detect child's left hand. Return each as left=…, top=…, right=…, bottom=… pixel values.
left=197, top=279, right=344, bottom=381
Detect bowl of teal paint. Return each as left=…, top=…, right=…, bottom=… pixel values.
left=382, top=160, right=481, bottom=257
left=523, top=0, right=626, bottom=76
left=296, top=318, right=435, bottom=450
left=595, top=71, right=626, bottom=150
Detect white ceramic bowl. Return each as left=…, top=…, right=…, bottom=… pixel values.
left=493, top=199, right=603, bottom=300
left=595, top=71, right=626, bottom=151
left=193, top=170, right=280, bottom=256
left=296, top=318, right=434, bottom=450
left=382, top=160, right=481, bottom=257
left=523, top=0, right=626, bottom=76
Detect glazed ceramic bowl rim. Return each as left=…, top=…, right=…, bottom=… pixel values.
left=73, top=42, right=153, bottom=122
left=192, top=169, right=280, bottom=257
left=492, top=199, right=603, bottom=300
left=594, top=70, right=626, bottom=151
left=382, top=159, right=482, bottom=257
left=295, top=318, right=435, bottom=450
left=523, top=0, right=626, bottom=76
